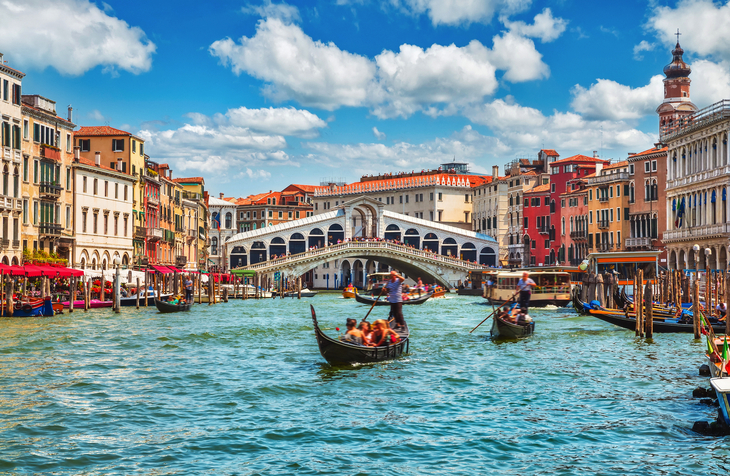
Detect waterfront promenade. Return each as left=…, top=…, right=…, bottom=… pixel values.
left=0, top=294, right=725, bottom=474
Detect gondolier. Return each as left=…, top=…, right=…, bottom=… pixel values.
left=386, top=270, right=406, bottom=329
left=515, top=271, right=536, bottom=312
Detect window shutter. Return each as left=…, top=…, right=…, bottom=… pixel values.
left=33, top=123, right=39, bottom=142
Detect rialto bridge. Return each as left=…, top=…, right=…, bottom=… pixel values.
left=224, top=196, right=499, bottom=288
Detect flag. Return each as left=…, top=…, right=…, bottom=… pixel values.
left=725, top=360, right=730, bottom=376
left=213, top=212, right=221, bottom=231
left=723, top=337, right=729, bottom=362
left=674, top=197, right=685, bottom=228
left=707, top=335, right=716, bottom=356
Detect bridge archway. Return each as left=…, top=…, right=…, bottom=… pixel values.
left=353, top=259, right=365, bottom=287
left=341, top=260, right=352, bottom=287
left=250, top=241, right=267, bottom=264
left=460, top=242, right=476, bottom=262
left=404, top=228, right=420, bottom=248
left=384, top=224, right=401, bottom=241
left=328, top=224, right=344, bottom=245
left=350, top=201, right=379, bottom=238
left=270, top=237, right=287, bottom=257
left=309, top=228, right=325, bottom=249
left=231, top=246, right=247, bottom=267
left=423, top=233, right=439, bottom=254
left=442, top=238, right=458, bottom=257
left=290, top=233, right=306, bottom=254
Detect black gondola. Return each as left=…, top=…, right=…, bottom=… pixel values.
left=154, top=298, right=192, bottom=313
left=587, top=309, right=726, bottom=333
left=310, top=305, right=409, bottom=364
left=354, top=290, right=432, bottom=306
left=572, top=287, right=589, bottom=315
left=490, top=314, right=535, bottom=338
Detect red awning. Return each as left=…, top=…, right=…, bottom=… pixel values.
left=151, top=265, right=173, bottom=274
left=0, top=264, right=25, bottom=276
left=51, top=266, right=84, bottom=278
left=23, top=265, right=44, bottom=277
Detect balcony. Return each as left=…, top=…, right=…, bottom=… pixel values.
left=40, top=144, right=61, bottom=161
left=146, top=227, right=163, bottom=242
left=39, top=222, right=62, bottom=237
left=597, top=242, right=614, bottom=252
left=0, top=239, right=8, bottom=249
left=588, top=172, right=630, bottom=184
left=12, top=240, right=19, bottom=248
left=626, top=237, right=652, bottom=249
left=186, top=228, right=196, bottom=243
left=570, top=231, right=587, bottom=241
left=13, top=199, right=21, bottom=212
left=134, top=226, right=146, bottom=239
left=597, top=220, right=610, bottom=229
left=175, top=255, right=187, bottom=267
left=538, top=226, right=549, bottom=235
left=663, top=222, right=730, bottom=242
left=39, top=182, right=62, bottom=199
left=147, top=195, right=160, bottom=207
left=598, top=195, right=609, bottom=203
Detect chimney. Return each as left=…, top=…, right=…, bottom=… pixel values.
left=117, top=157, right=123, bottom=171
left=94, top=151, right=101, bottom=167
left=67, top=105, right=73, bottom=123
left=595, top=163, right=604, bottom=175
left=74, top=146, right=80, bottom=163
left=492, top=165, right=499, bottom=180
left=219, top=193, right=224, bottom=199
left=593, top=150, right=599, bottom=158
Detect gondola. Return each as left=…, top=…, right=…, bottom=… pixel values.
left=354, top=289, right=432, bottom=306
left=490, top=313, right=535, bottom=338
left=154, top=297, right=192, bottom=313
left=310, top=305, right=409, bottom=364
left=587, top=308, right=726, bottom=333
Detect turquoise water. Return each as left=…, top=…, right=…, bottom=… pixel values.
left=0, top=294, right=728, bottom=475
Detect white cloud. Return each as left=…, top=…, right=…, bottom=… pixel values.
left=633, top=40, right=655, bottom=60
left=209, top=17, right=375, bottom=110
left=392, top=0, right=531, bottom=26
left=241, top=168, right=273, bottom=180
left=210, top=14, right=550, bottom=118
left=649, top=0, right=730, bottom=61
left=242, top=1, right=301, bottom=23
left=570, top=75, right=664, bottom=121
left=372, top=127, right=386, bottom=140
left=500, top=8, right=567, bottom=43
left=689, top=59, right=730, bottom=108
left=0, top=0, right=155, bottom=75
left=464, top=98, right=545, bottom=130
left=88, top=109, right=109, bottom=122
left=138, top=106, right=326, bottom=175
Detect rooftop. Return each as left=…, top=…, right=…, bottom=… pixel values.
left=173, top=177, right=205, bottom=184
left=526, top=184, right=550, bottom=194
left=541, top=149, right=560, bottom=156
left=603, top=160, right=628, bottom=171
left=75, top=126, right=132, bottom=137
left=550, top=154, right=610, bottom=166
left=629, top=146, right=668, bottom=158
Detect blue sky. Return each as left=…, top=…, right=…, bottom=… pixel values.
left=4, top=0, right=730, bottom=197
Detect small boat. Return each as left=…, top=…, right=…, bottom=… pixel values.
left=354, top=289, right=432, bottom=306
left=490, top=310, right=535, bottom=338
left=284, top=288, right=318, bottom=298
left=484, top=270, right=571, bottom=308
left=61, top=299, right=113, bottom=309
left=342, top=285, right=356, bottom=299
left=586, top=307, right=726, bottom=333
left=2, top=297, right=54, bottom=317
left=711, top=377, right=730, bottom=427
left=120, top=290, right=171, bottom=306
left=154, top=297, right=192, bottom=313
left=432, top=286, right=446, bottom=298
left=310, top=305, right=409, bottom=364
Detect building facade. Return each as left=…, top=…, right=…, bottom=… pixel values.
left=560, top=179, right=589, bottom=266
left=522, top=183, right=551, bottom=266
left=585, top=161, right=631, bottom=254
left=473, top=167, right=506, bottom=260
left=237, top=185, right=315, bottom=233
left=172, top=177, right=209, bottom=271
left=208, top=194, right=239, bottom=272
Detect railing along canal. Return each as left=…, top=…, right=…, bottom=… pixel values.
left=240, top=241, right=488, bottom=271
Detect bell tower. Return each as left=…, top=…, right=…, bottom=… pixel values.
left=656, top=30, right=698, bottom=135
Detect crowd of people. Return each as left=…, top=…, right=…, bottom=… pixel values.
left=342, top=318, right=401, bottom=347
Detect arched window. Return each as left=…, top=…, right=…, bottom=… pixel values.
left=651, top=179, right=658, bottom=201
left=629, top=183, right=635, bottom=203
left=561, top=217, right=565, bottom=235
left=225, top=212, right=232, bottom=229
left=2, top=164, right=8, bottom=196
left=13, top=166, right=18, bottom=198
left=211, top=237, right=218, bottom=255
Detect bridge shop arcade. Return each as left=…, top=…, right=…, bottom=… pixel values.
left=224, top=196, right=499, bottom=290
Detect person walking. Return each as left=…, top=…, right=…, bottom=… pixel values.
left=385, top=270, right=405, bottom=328
left=515, top=271, right=536, bottom=312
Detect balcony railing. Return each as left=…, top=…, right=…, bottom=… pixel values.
left=0, top=239, right=8, bottom=249
left=12, top=240, right=19, bottom=248
left=538, top=226, right=549, bottom=235
left=146, top=227, right=163, bottom=242
left=147, top=195, right=160, bottom=206
left=175, top=255, right=188, bottom=267
left=135, top=226, right=146, bottom=239
left=40, top=144, right=61, bottom=161
left=660, top=99, right=730, bottom=141
left=570, top=231, right=587, bottom=240
left=598, top=196, right=609, bottom=203
left=39, top=182, right=62, bottom=199
left=625, top=237, right=652, bottom=248
left=597, top=242, right=614, bottom=252
left=588, top=172, right=630, bottom=184
left=663, top=222, right=730, bottom=242
left=597, top=220, right=610, bottom=229
left=39, top=222, right=62, bottom=236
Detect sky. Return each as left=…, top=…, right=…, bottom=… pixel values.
left=3, top=0, right=730, bottom=197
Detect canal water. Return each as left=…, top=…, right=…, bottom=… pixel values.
left=0, top=294, right=728, bottom=474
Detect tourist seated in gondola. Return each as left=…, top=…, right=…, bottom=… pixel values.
left=358, top=321, right=373, bottom=346
left=342, top=318, right=364, bottom=345
left=370, top=319, right=400, bottom=346
left=717, top=302, right=727, bottom=320
left=516, top=309, right=532, bottom=326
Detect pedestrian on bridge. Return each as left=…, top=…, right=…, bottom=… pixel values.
left=386, top=270, right=406, bottom=329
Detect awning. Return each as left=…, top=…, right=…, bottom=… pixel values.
left=0, top=264, right=25, bottom=276
left=23, top=265, right=44, bottom=277
left=151, top=265, right=174, bottom=274
left=231, top=269, right=256, bottom=277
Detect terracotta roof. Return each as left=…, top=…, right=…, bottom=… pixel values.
left=0, top=63, right=25, bottom=77
left=526, top=184, right=550, bottom=194
left=22, top=104, right=75, bottom=125
left=549, top=154, right=609, bottom=166
left=288, top=184, right=317, bottom=192
left=541, top=149, right=560, bottom=156
left=603, top=160, right=628, bottom=170
left=582, top=172, right=596, bottom=179
left=173, top=177, right=204, bottom=184
left=560, top=188, right=587, bottom=197
left=629, top=146, right=668, bottom=158
left=75, top=126, right=132, bottom=137
left=314, top=173, right=489, bottom=196
left=76, top=157, right=130, bottom=175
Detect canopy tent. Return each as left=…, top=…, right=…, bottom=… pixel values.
left=0, top=264, right=27, bottom=276
left=151, top=265, right=174, bottom=274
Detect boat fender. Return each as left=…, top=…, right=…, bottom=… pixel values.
left=589, top=300, right=601, bottom=310
left=21, top=304, right=31, bottom=312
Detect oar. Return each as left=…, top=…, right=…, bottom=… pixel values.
left=470, top=291, right=519, bottom=334
left=363, top=286, right=387, bottom=322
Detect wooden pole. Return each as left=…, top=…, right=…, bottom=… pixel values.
left=136, top=277, right=140, bottom=309
left=69, top=276, right=75, bottom=313
left=297, top=276, right=302, bottom=299
left=645, top=280, right=653, bottom=338
left=726, top=270, right=730, bottom=337
left=693, top=278, right=700, bottom=339
left=84, top=279, right=90, bottom=311
left=145, top=271, right=149, bottom=307
left=634, top=273, right=640, bottom=336
left=114, top=266, right=121, bottom=313
left=197, top=273, right=202, bottom=304
left=8, top=276, right=14, bottom=317
left=100, top=270, right=105, bottom=302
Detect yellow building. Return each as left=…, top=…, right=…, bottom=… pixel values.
left=172, top=177, right=209, bottom=270
left=21, top=95, right=76, bottom=263
left=74, top=126, right=146, bottom=261
left=586, top=161, right=631, bottom=253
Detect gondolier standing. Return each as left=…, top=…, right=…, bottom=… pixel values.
left=386, top=270, right=406, bottom=329
left=515, top=271, right=536, bottom=312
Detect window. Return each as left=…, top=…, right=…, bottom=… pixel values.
left=81, top=211, right=87, bottom=232
left=93, top=178, right=98, bottom=195
left=616, top=185, right=620, bottom=197
left=609, top=187, right=613, bottom=198
left=629, top=163, right=635, bottom=175
left=124, top=185, right=128, bottom=201
left=33, top=160, right=38, bottom=184
left=438, top=192, right=443, bottom=201
left=114, top=215, right=118, bottom=235
left=124, top=216, right=128, bottom=236
left=551, top=183, right=555, bottom=193
left=430, top=192, right=434, bottom=201
left=617, top=207, right=621, bottom=221
left=22, top=199, right=27, bottom=224
left=23, top=120, right=28, bottom=140
left=33, top=200, right=38, bottom=225
left=66, top=134, right=71, bottom=152
left=11, top=84, right=20, bottom=105
left=551, top=167, right=560, bottom=174
left=610, top=208, right=613, bottom=222
left=400, top=195, right=403, bottom=204
left=561, top=199, right=565, bottom=208
left=93, top=213, right=98, bottom=234
left=652, top=160, right=657, bottom=172
left=278, top=211, right=283, bottom=219
left=1, top=80, right=6, bottom=101
left=112, top=139, right=124, bottom=152
left=115, top=183, right=118, bottom=198
left=564, top=165, right=572, bottom=173
left=104, top=181, right=108, bottom=197
left=66, top=206, right=71, bottom=229
left=464, top=194, right=469, bottom=202
left=22, top=157, right=28, bottom=182
left=405, top=195, right=409, bottom=203
left=132, top=140, right=136, bottom=153
left=589, top=210, right=593, bottom=224
left=79, top=139, right=90, bottom=151
left=644, top=161, right=650, bottom=173
left=66, top=168, right=71, bottom=190
left=288, top=211, right=292, bottom=219
left=268, top=210, right=272, bottom=218
left=140, top=143, right=144, bottom=156
left=589, top=190, right=592, bottom=201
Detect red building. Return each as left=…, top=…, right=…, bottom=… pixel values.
left=560, top=178, right=589, bottom=266
left=547, top=154, right=609, bottom=264
left=522, top=183, right=551, bottom=266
